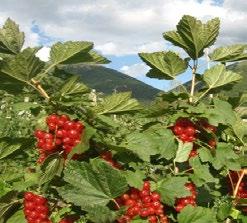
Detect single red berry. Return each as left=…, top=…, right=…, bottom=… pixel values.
left=148, top=215, right=158, bottom=223
left=140, top=209, right=149, bottom=217
left=46, top=114, right=58, bottom=125
left=151, top=192, right=161, bottom=201
left=64, top=121, right=74, bottom=130
left=185, top=126, right=196, bottom=136
left=125, top=199, right=136, bottom=207
left=173, top=125, right=184, bottom=135
left=143, top=181, right=151, bottom=191
left=140, top=190, right=150, bottom=197
left=35, top=130, right=45, bottom=139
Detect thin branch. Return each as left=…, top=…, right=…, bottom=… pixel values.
left=31, top=78, right=50, bottom=100
left=112, top=199, right=120, bottom=209
left=189, top=60, right=198, bottom=103
left=227, top=171, right=235, bottom=194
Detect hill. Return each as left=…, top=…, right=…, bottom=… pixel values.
left=64, top=65, right=161, bottom=101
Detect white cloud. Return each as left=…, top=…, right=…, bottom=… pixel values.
left=36, top=47, right=50, bottom=61
left=120, top=63, right=149, bottom=78
left=0, top=0, right=246, bottom=57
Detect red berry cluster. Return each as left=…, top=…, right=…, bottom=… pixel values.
left=172, top=118, right=217, bottom=158
left=175, top=182, right=197, bottom=212
left=24, top=192, right=51, bottom=223
left=172, top=118, right=197, bottom=143
left=34, top=114, right=85, bottom=163
left=100, top=150, right=122, bottom=169
left=116, top=181, right=168, bottom=223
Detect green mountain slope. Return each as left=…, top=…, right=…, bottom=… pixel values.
left=225, top=61, right=247, bottom=96
left=64, top=65, right=160, bottom=101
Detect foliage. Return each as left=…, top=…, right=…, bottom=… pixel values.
left=0, top=15, right=247, bottom=223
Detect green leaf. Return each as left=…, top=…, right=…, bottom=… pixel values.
left=0, top=138, right=22, bottom=159
left=65, top=50, right=110, bottom=64
left=120, top=132, right=159, bottom=162
left=231, top=118, right=247, bottom=143
left=203, top=64, right=242, bottom=90
left=56, top=75, right=90, bottom=98
left=177, top=205, right=218, bottom=223
left=6, top=209, right=26, bottom=223
left=95, top=92, right=142, bottom=115
left=0, top=18, right=24, bottom=55
left=39, top=153, right=64, bottom=185
left=12, top=102, right=41, bottom=111
left=0, top=191, right=19, bottom=221
left=212, top=143, right=241, bottom=170
left=156, top=176, right=190, bottom=206
left=198, top=147, right=213, bottom=163
left=139, top=51, right=188, bottom=80
left=209, top=44, right=247, bottom=62
left=216, top=202, right=232, bottom=221
left=0, top=47, right=44, bottom=84
left=87, top=205, right=121, bottom=223
left=164, top=15, right=220, bottom=59
left=124, top=170, right=146, bottom=189
left=189, top=157, right=218, bottom=187
left=50, top=41, right=93, bottom=65
left=174, top=141, right=193, bottom=163
left=153, top=128, right=177, bottom=160
left=57, top=159, right=128, bottom=211
left=206, top=98, right=237, bottom=126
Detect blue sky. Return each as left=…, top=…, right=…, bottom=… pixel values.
left=0, top=0, right=246, bottom=91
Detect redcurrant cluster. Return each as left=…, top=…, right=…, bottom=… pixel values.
left=34, top=114, right=85, bottom=163
left=116, top=181, right=168, bottom=223
left=100, top=150, right=122, bottom=169
left=24, top=192, right=51, bottom=223
left=172, top=118, right=197, bottom=143
left=172, top=118, right=217, bottom=158
left=175, top=182, right=197, bottom=212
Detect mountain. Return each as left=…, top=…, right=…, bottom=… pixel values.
left=64, top=64, right=161, bottom=101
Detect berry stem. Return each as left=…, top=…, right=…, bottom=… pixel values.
left=227, top=171, right=235, bottom=194
left=112, top=198, right=120, bottom=209
left=233, top=169, right=245, bottom=198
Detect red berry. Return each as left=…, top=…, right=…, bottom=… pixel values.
left=140, top=190, right=150, bottom=197
left=125, top=199, right=136, bottom=207
left=151, top=192, right=161, bottom=201
left=143, top=181, right=151, bottom=191
left=56, top=129, right=64, bottom=138
left=35, top=130, right=45, bottom=139
left=142, top=196, right=152, bottom=203
left=148, top=215, right=158, bottom=223
left=185, top=126, right=196, bottom=136
left=34, top=196, right=47, bottom=205
left=64, top=121, right=74, bottom=130
left=24, top=192, right=34, bottom=201
left=46, top=114, right=58, bottom=125
left=140, top=209, right=149, bottom=217
left=173, top=125, right=184, bottom=135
